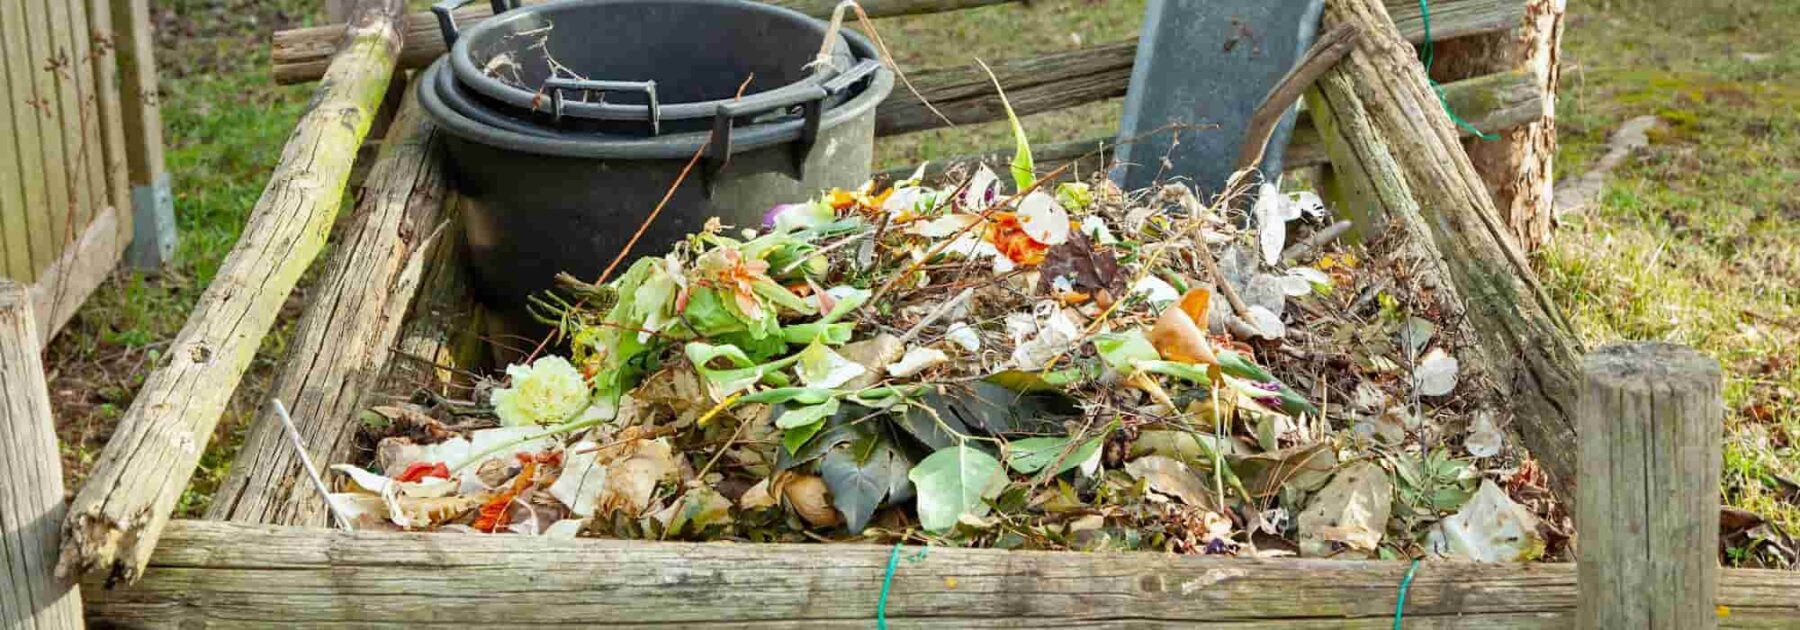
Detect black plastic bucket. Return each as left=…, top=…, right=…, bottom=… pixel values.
left=417, top=21, right=892, bottom=337
left=435, top=0, right=853, bottom=134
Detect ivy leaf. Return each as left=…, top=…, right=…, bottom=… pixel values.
left=820, top=433, right=916, bottom=533
left=909, top=444, right=1007, bottom=533
left=775, top=398, right=840, bottom=430
left=777, top=403, right=873, bottom=468
left=1006, top=436, right=1103, bottom=475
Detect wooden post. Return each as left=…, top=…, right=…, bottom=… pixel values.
left=57, top=0, right=406, bottom=583
left=207, top=79, right=450, bottom=527
left=1578, top=342, right=1723, bottom=629
left=110, top=0, right=175, bottom=270
left=1307, top=0, right=1584, bottom=506
left=0, top=280, right=83, bottom=629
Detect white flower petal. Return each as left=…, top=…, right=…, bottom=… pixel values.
left=963, top=166, right=1000, bottom=209
left=491, top=356, right=592, bottom=427
left=1414, top=348, right=1460, bottom=397
left=1080, top=215, right=1117, bottom=244
left=887, top=347, right=950, bottom=378
left=944, top=322, right=982, bottom=352
left=1017, top=191, right=1070, bottom=245
left=1132, top=276, right=1180, bottom=307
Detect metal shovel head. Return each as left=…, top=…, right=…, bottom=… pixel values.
left=1112, top=0, right=1325, bottom=199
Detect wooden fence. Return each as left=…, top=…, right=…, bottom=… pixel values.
left=0, top=0, right=170, bottom=343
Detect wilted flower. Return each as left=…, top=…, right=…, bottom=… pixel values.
left=491, top=356, right=592, bottom=427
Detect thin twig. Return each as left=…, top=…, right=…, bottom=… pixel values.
left=898, top=287, right=974, bottom=344
left=1235, top=23, right=1363, bottom=172
left=271, top=399, right=353, bottom=531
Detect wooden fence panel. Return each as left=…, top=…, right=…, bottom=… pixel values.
left=41, top=0, right=92, bottom=241
left=13, top=0, right=68, bottom=274
left=0, top=27, right=30, bottom=281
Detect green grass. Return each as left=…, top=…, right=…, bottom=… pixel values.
left=1542, top=0, right=1800, bottom=534
left=40, top=0, right=1799, bottom=538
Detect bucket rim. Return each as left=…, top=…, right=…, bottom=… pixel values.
left=419, top=55, right=893, bottom=160
left=448, top=0, right=844, bottom=123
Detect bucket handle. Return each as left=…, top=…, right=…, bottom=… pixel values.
left=702, top=58, right=883, bottom=193
left=431, top=0, right=521, bottom=48
left=544, top=78, right=663, bottom=135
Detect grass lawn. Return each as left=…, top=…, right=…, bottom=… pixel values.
left=40, top=0, right=1797, bottom=548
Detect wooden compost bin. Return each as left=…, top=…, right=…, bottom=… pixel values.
left=6, top=0, right=1794, bottom=627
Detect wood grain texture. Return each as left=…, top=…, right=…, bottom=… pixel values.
left=205, top=79, right=449, bottom=527
left=86, top=0, right=134, bottom=239
left=42, top=0, right=94, bottom=236
left=1311, top=0, right=1582, bottom=506
left=108, top=0, right=165, bottom=188
left=268, top=0, right=1524, bottom=85
left=81, top=520, right=1800, bottom=628
left=1427, top=0, right=1565, bottom=251
left=16, top=0, right=70, bottom=272
left=55, top=0, right=407, bottom=583
left=1578, top=343, right=1723, bottom=630
left=0, top=281, right=83, bottom=629
left=27, top=204, right=125, bottom=342
left=0, top=13, right=33, bottom=281
left=371, top=194, right=484, bottom=407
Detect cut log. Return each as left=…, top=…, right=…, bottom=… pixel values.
left=204, top=78, right=449, bottom=528
left=1307, top=0, right=1583, bottom=505
left=56, top=0, right=407, bottom=583
left=269, top=0, right=1525, bottom=85
left=82, top=520, right=1800, bottom=627
left=0, top=281, right=82, bottom=629
left=1577, top=343, right=1723, bottom=629
left=1426, top=0, right=1566, bottom=250
left=878, top=68, right=1542, bottom=182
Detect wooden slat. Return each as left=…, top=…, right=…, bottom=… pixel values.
left=0, top=15, right=32, bottom=280
left=63, top=0, right=110, bottom=232
left=111, top=0, right=165, bottom=192
left=206, top=79, right=453, bottom=527
left=41, top=0, right=94, bottom=242
left=83, top=520, right=1800, bottom=627
left=27, top=204, right=126, bottom=341
left=881, top=68, right=1542, bottom=180
left=0, top=281, right=83, bottom=629
left=57, top=0, right=408, bottom=583
left=269, top=0, right=1525, bottom=85
left=876, top=40, right=1137, bottom=137
left=87, top=0, right=133, bottom=237
left=16, top=0, right=69, bottom=272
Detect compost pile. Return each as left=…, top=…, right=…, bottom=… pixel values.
left=340, top=151, right=1564, bottom=561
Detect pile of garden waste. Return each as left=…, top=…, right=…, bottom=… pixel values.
left=337, top=129, right=1563, bottom=562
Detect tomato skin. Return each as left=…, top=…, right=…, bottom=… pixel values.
left=395, top=461, right=450, bottom=483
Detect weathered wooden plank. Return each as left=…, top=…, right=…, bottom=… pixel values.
left=0, top=281, right=83, bottom=629
left=86, top=0, right=134, bottom=242
left=1428, top=0, right=1564, bottom=251
left=372, top=194, right=483, bottom=405
left=41, top=0, right=95, bottom=239
left=111, top=0, right=173, bottom=268
left=1309, top=0, right=1582, bottom=506
left=879, top=68, right=1541, bottom=181
left=16, top=0, right=71, bottom=272
left=0, top=16, right=32, bottom=281
left=62, top=0, right=110, bottom=233
left=1578, top=343, right=1722, bottom=629
left=269, top=0, right=1524, bottom=85
left=81, top=520, right=1800, bottom=628
left=875, top=40, right=1137, bottom=137
left=27, top=205, right=125, bottom=342
left=206, top=79, right=451, bottom=528
left=56, top=0, right=408, bottom=583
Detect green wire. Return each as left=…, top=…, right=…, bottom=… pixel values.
left=876, top=544, right=929, bottom=629
left=1416, top=0, right=1499, bottom=140
left=1394, top=558, right=1422, bottom=629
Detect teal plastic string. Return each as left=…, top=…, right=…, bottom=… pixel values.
left=1394, top=558, right=1422, bottom=629
left=1416, top=0, right=1500, bottom=140
left=876, top=544, right=929, bottom=629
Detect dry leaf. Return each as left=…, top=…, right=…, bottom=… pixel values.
left=782, top=474, right=843, bottom=527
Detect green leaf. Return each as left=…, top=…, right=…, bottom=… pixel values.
left=909, top=444, right=1007, bottom=533
left=782, top=417, right=829, bottom=456
left=820, top=434, right=916, bottom=533
left=685, top=342, right=764, bottom=396
left=782, top=322, right=854, bottom=346
left=978, top=59, right=1034, bottom=192
left=819, top=286, right=872, bottom=324
left=1006, top=436, right=1103, bottom=475
left=796, top=342, right=866, bottom=389
left=739, top=387, right=838, bottom=406
left=1093, top=329, right=1159, bottom=374
left=775, top=398, right=840, bottom=430
left=752, top=278, right=817, bottom=316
